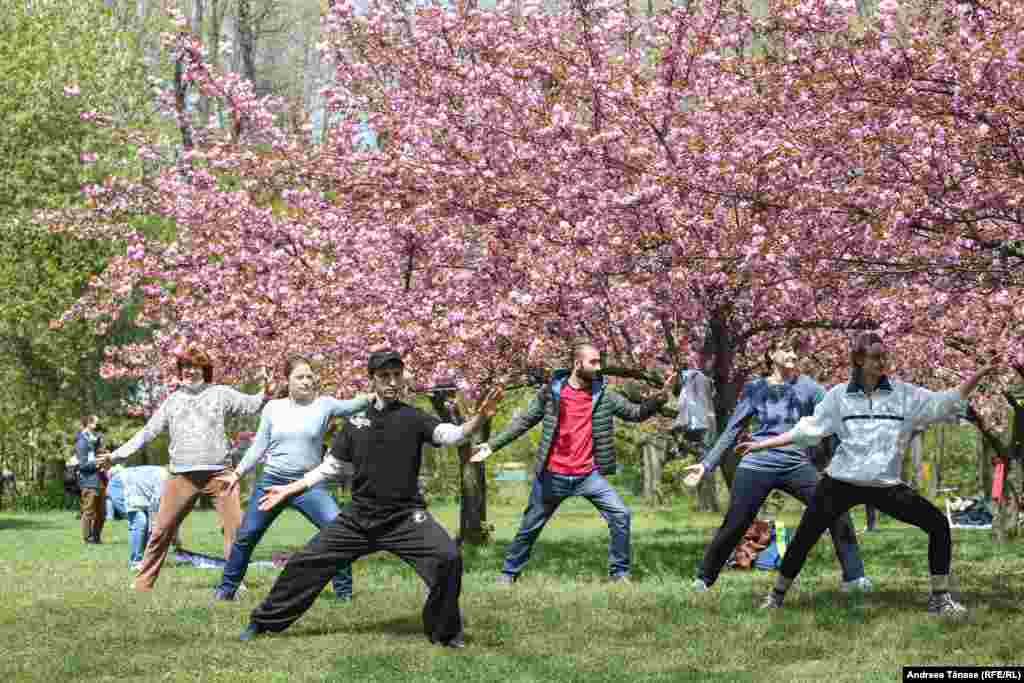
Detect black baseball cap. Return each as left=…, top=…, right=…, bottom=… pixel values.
left=368, top=350, right=404, bottom=373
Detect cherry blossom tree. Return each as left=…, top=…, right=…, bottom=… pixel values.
left=45, top=0, right=1023, bottom=498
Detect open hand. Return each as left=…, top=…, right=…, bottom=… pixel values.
left=258, top=484, right=296, bottom=511
left=470, top=444, right=493, bottom=463
left=224, top=470, right=241, bottom=495
left=476, top=387, right=504, bottom=419
left=735, top=441, right=758, bottom=457
left=683, top=463, right=705, bottom=487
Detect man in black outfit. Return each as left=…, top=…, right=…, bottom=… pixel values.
left=240, top=350, right=501, bottom=648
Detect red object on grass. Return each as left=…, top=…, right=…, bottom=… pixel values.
left=992, top=458, right=1007, bottom=501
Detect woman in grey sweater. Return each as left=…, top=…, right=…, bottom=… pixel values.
left=103, top=347, right=267, bottom=590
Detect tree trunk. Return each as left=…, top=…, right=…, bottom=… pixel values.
left=641, top=438, right=664, bottom=500
left=697, top=465, right=720, bottom=513
left=706, top=311, right=743, bottom=490
left=931, top=424, right=944, bottom=497
left=428, top=392, right=490, bottom=546
left=237, top=0, right=256, bottom=85
left=192, top=0, right=209, bottom=122
left=460, top=420, right=490, bottom=545
left=909, top=431, right=923, bottom=489
left=1010, top=394, right=1024, bottom=463
left=977, top=431, right=993, bottom=498
left=46, top=458, right=65, bottom=487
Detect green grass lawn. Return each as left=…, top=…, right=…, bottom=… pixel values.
left=2, top=499, right=1022, bottom=682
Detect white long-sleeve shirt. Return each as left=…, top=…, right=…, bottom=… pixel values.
left=790, top=376, right=964, bottom=486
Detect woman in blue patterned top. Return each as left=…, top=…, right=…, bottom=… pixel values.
left=685, top=338, right=870, bottom=594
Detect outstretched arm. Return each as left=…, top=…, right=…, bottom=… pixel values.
left=227, top=406, right=273, bottom=492
left=907, top=365, right=999, bottom=429
left=433, top=388, right=504, bottom=446
left=322, top=394, right=374, bottom=418
left=683, top=386, right=754, bottom=485
left=100, top=401, right=169, bottom=467
left=260, top=424, right=356, bottom=510
left=483, top=386, right=549, bottom=453
left=610, top=371, right=677, bottom=422
left=223, top=367, right=272, bottom=416
left=736, top=388, right=840, bottom=457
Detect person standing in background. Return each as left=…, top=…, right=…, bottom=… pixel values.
left=75, top=414, right=106, bottom=544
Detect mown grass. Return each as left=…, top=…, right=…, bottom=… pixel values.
left=2, top=498, right=1022, bottom=682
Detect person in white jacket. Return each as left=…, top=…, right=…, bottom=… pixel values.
left=738, top=332, right=998, bottom=617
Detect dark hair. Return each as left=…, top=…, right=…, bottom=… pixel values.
left=279, top=354, right=314, bottom=398
left=763, top=335, right=806, bottom=373
left=850, top=332, right=885, bottom=386
left=571, top=342, right=600, bottom=366
left=176, top=345, right=214, bottom=383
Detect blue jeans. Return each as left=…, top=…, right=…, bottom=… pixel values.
left=127, top=509, right=152, bottom=564
left=106, top=475, right=124, bottom=521
left=218, top=471, right=353, bottom=597
left=502, top=470, right=631, bottom=578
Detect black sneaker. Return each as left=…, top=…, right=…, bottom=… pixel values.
left=438, top=635, right=466, bottom=649
left=239, top=623, right=266, bottom=642
left=212, top=588, right=236, bottom=602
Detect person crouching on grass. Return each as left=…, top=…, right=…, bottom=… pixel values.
left=737, top=332, right=999, bottom=617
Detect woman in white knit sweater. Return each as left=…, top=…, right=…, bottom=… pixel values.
left=102, top=347, right=268, bottom=591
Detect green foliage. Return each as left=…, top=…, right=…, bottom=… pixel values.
left=8, top=478, right=72, bottom=513
left=0, top=0, right=162, bottom=212
left=0, top=0, right=171, bottom=483
left=659, top=459, right=692, bottom=502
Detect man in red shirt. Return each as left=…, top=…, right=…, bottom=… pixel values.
left=475, top=344, right=674, bottom=583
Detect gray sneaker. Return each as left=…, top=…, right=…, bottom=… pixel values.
left=691, top=578, right=709, bottom=593
left=927, top=592, right=967, bottom=618
left=840, top=576, right=874, bottom=593
left=496, top=573, right=515, bottom=586
left=759, top=591, right=784, bottom=609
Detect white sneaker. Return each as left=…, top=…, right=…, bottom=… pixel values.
left=691, top=578, right=709, bottom=593
left=840, top=576, right=874, bottom=593
left=927, top=592, right=967, bottom=618
left=759, top=591, right=784, bottom=609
